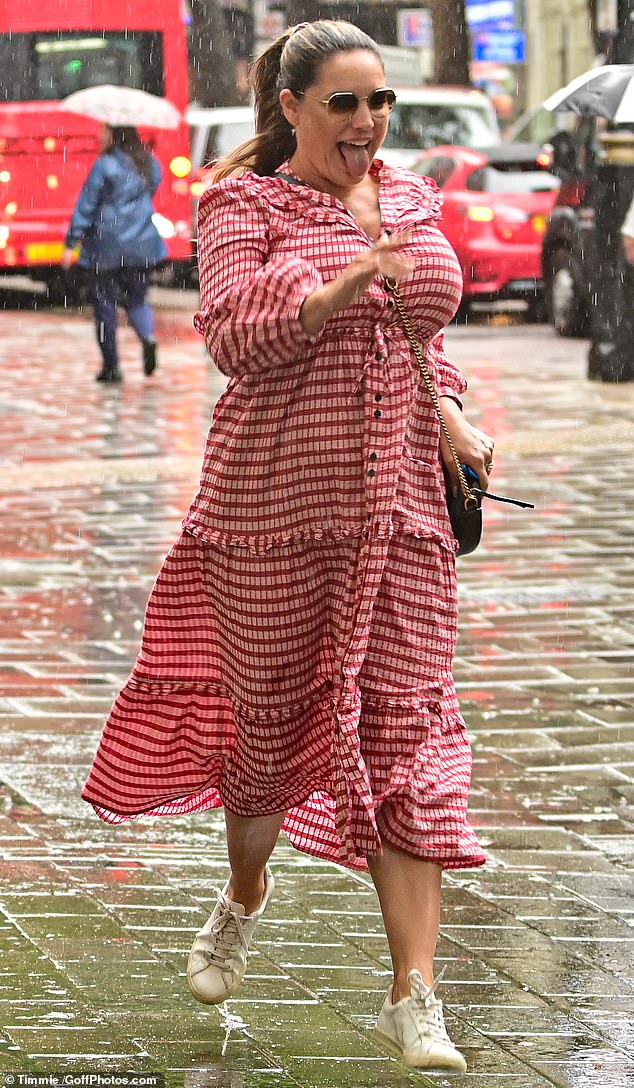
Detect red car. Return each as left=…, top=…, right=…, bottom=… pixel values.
left=411, top=144, right=560, bottom=316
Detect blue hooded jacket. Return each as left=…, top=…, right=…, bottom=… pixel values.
left=65, top=148, right=167, bottom=271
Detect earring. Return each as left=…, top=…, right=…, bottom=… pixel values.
left=291, top=127, right=296, bottom=137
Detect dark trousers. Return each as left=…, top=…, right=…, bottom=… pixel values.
left=93, top=268, right=155, bottom=371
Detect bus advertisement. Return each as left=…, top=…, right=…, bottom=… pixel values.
left=0, top=0, right=193, bottom=294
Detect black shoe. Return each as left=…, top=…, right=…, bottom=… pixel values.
left=142, top=338, right=158, bottom=376
left=96, top=367, right=123, bottom=383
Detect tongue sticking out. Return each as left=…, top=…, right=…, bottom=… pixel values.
left=339, top=142, right=371, bottom=175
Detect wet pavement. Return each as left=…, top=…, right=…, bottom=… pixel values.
left=0, top=289, right=633, bottom=1087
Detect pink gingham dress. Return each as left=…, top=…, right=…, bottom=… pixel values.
left=83, top=160, right=485, bottom=872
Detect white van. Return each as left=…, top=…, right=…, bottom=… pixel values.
left=381, top=87, right=502, bottom=169
left=187, top=105, right=255, bottom=172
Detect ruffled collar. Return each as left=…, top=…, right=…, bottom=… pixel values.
left=198, top=158, right=441, bottom=230
left=267, top=159, right=441, bottom=226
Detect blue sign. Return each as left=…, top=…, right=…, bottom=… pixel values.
left=473, top=29, right=526, bottom=63
left=466, top=0, right=515, bottom=29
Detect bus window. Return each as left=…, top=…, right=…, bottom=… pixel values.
left=0, top=31, right=164, bottom=102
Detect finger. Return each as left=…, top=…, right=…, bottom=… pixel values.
left=461, top=457, right=490, bottom=492
left=380, top=247, right=416, bottom=270
left=476, top=460, right=491, bottom=491
left=481, top=469, right=490, bottom=490
left=376, top=230, right=413, bottom=251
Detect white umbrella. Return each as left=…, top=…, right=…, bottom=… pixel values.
left=543, top=64, right=634, bottom=123
left=61, top=85, right=181, bottom=130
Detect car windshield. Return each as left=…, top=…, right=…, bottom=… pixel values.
left=383, top=103, right=498, bottom=150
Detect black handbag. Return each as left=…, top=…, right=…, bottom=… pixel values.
left=385, top=276, right=533, bottom=556
left=444, top=466, right=483, bottom=556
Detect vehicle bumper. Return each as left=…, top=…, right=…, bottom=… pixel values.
left=462, top=244, right=543, bottom=299
left=467, top=277, right=544, bottom=302
left=0, top=222, right=192, bottom=270
left=0, top=221, right=67, bottom=269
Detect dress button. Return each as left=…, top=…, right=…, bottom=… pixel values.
left=374, top=393, right=383, bottom=402
left=368, top=469, right=376, bottom=478
left=374, top=409, right=382, bottom=418
left=369, top=452, right=378, bottom=461
left=386, top=299, right=395, bottom=308
left=375, top=351, right=383, bottom=361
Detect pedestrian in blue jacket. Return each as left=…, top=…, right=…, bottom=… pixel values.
left=62, top=125, right=167, bottom=383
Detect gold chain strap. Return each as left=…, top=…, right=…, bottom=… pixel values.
left=384, top=276, right=478, bottom=511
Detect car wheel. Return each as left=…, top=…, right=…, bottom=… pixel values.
left=546, top=253, right=589, bottom=337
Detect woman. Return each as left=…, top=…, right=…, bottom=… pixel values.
left=83, top=21, right=494, bottom=1072
left=62, top=125, right=166, bottom=383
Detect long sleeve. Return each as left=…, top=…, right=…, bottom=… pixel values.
left=193, top=180, right=323, bottom=378
left=427, top=331, right=467, bottom=406
left=65, top=159, right=106, bottom=247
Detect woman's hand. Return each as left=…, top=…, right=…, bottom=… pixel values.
left=438, top=396, right=494, bottom=492
left=299, top=232, right=414, bottom=336
left=61, top=247, right=76, bottom=271
left=339, top=231, right=415, bottom=305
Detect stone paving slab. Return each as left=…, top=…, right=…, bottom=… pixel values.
left=1, top=300, right=634, bottom=1085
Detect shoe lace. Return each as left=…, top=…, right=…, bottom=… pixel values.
left=204, top=891, right=249, bottom=968
left=406, top=967, right=451, bottom=1042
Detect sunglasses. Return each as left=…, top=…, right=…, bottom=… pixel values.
left=294, top=87, right=396, bottom=118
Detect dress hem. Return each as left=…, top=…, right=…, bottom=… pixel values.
left=82, top=773, right=487, bottom=875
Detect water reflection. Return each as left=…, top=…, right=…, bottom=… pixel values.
left=184, top=1073, right=246, bottom=1088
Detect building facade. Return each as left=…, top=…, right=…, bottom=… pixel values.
left=521, top=0, right=595, bottom=107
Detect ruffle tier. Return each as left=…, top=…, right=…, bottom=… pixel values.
left=84, top=677, right=485, bottom=872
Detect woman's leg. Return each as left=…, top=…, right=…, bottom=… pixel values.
left=120, top=269, right=157, bottom=375
left=120, top=268, right=155, bottom=342
left=187, top=808, right=285, bottom=1005
left=370, top=842, right=467, bottom=1071
left=93, top=272, right=120, bottom=374
left=225, top=809, right=287, bottom=913
left=368, top=843, right=441, bottom=1000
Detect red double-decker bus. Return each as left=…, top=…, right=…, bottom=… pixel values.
left=0, top=0, right=193, bottom=294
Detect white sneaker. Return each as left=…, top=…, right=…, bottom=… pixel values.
left=187, top=868, right=275, bottom=1004
left=376, top=968, right=467, bottom=1072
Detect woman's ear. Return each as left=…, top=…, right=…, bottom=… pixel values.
left=279, top=88, right=300, bottom=130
